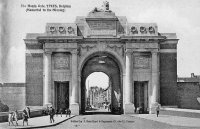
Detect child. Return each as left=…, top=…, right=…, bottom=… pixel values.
left=155, top=104, right=161, bottom=117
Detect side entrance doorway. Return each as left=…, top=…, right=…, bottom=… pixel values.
left=54, top=81, right=69, bottom=111
left=134, top=81, right=148, bottom=113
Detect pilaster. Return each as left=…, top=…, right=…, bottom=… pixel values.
left=150, top=51, right=160, bottom=113
left=70, top=49, right=79, bottom=115
left=43, top=51, right=52, bottom=105
left=124, top=49, right=135, bottom=114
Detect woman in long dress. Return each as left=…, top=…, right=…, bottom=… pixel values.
left=8, top=112, right=14, bottom=126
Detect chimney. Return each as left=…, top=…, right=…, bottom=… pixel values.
left=191, top=73, right=195, bottom=78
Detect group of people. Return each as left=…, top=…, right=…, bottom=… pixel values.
left=103, top=103, right=111, bottom=111
left=8, top=110, right=18, bottom=126
left=8, top=105, right=72, bottom=126
left=55, top=108, right=71, bottom=117
left=47, top=107, right=71, bottom=123
left=8, top=106, right=30, bottom=126
left=134, top=103, right=161, bottom=117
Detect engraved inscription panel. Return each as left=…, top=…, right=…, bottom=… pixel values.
left=87, top=20, right=116, bottom=36
left=134, top=56, right=150, bottom=69
left=54, top=53, right=70, bottom=69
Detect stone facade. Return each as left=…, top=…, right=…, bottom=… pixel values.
left=0, top=83, right=25, bottom=111
left=24, top=4, right=178, bottom=114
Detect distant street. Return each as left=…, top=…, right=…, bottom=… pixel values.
left=46, top=113, right=198, bottom=129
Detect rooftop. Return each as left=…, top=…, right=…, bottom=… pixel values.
left=177, top=73, right=200, bottom=82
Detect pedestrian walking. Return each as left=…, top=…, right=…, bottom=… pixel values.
left=155, top=104, right=161, bottom=117
left=59, top=108, right=63, bottom=117
left=13, top=110, right=18, bottom=126
left=22, top=109, right=29, bottom=126
left=8, top=112, right=14, bottom=126
left=107, top=103, right=110, bottom=111
left=26, top=106, right=31, bottom=118
left=108, top=104, right=111, bottom=111
left=46, top=106, right=49, bottom=115
left=56, top=109, right=59, bottom=117
left=65, top=108, right=71, bottom=117
left=49, top=106, right=55, bottom=123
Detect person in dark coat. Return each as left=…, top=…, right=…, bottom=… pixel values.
left=59, top=108, right=63, bottom=117
left=56, top=109, right=59, bottom=117
left=22, top=109, right=28, bottom=126
left=65, top=108, right=71, bottom=117
left=49, top=107, right=55, bottom=123
left=155, top=104, right=161, bottom=117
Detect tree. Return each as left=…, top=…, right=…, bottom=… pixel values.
left=0, top=100, right=9, bottom=112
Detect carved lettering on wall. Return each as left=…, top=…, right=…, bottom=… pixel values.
left=87, top=20, right=116, bottom=36
left=54, top=53, right=70, bottom=69
left=134, top=56, right=150, bottom=68
left=88, top=21, right=115, bottom=30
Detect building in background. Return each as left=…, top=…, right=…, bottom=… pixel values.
left=86, top=86, right=111, bottom=109
left=177, top=73, right=200, bottom=109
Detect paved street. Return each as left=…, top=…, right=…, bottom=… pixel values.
left=46, top=114, right=199, bottom=129
left=0, top=115, right=75, bottom=129
left=1, top=108, right=200, bottom=129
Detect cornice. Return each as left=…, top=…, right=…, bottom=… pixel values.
left=83, top=37, right=121, bottom=42
left=37, top=36, right=83, bottom=43
left=24, top=39, right=38, bottom=44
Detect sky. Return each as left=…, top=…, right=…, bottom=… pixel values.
left=86, top=72, right=109, bottom=89
left=0, top=0, right=200, bottom=82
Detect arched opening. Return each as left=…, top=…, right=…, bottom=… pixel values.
left=85, top=72, right=111, bottom=113
left=80, top=52, right=123, bottom=114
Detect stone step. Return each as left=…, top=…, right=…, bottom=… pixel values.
left=160, top=107, right=200, bottom=118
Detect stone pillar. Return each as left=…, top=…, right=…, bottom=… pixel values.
left=124, top=50, right=135, bottom=114
left=70, top=49, right=79, bottom=115
left=150, top=51, right=160, bottom=113
left=43, top=51, right=52, bottom=105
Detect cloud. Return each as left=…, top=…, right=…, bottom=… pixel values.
left=6, top=46, right=25, bottom=82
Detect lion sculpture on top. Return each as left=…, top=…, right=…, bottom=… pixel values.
left=91, top=1, right=112, bottom=13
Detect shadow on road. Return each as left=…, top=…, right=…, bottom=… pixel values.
left=83, top=111, right=112, bottom=115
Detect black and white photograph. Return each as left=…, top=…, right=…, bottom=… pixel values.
left=0, top=0, right=200, bottom=128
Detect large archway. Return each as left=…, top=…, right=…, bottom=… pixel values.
left=80, top=52, right=123, bottom=114
left=85, top=72, right=111, bottom=113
